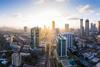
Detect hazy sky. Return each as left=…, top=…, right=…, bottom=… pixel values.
left=0, top=0, right=100, bottom=29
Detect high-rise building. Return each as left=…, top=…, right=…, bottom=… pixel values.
left=31, top=27, right=40, bottom=48
left=12, top=53, right=21, bottom=67
left=63, top=32, right=75, bottom=50
left=56, top=32, right=75, bottom=57
left=57, top=34, right=67, bottom=58
left=24, top=26, right=27, bottom=32
left=52, top=20, right=55, bottom=30
left=90, top=23, right=97, bottom=36
left=80, top=19, right=84, bottom=36
left=98, top=21, right=100, bottom=34
left=65, top=24, right=69, bottom=32
left=85, top=19, right=89, bottom=36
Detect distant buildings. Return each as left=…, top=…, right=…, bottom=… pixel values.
left=98, top=21, right=100, bottom=34
left=52, top=20, right=55, bottom=30
left=24, top=26, right=28, bottom=32
left=31, top=27, right=40, bottom=49
left=55, top=28, right=60, bottom=35
left=80, top=19, right=84, bottom=36
left=85, top=19, right=89, bottom=36
left=54, top=28, right=60, bottom=40
left=90, top=23, right=97, bottom=36
left=65, top=24, right=69, bottom=32
left=79, top=19, right=99, bottom=37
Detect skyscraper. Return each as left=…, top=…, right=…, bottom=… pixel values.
left=80, top=19, right=84, bottom=36
left=52, top=20, right=55, bottom=30
left=31, top=27, right=40, bottom=48
left=65, top=24, right=69, bottom=32
left=90, top=23, right=97, bottom=36
left=57, top=34, right=67, bottom=58
left=57, top=32, right=75, bottom=58
left=98, top=21, right=100, bottom=34
left=63, top=32, right=75, bottom=50
left=85, top=19, right=89, bottom=36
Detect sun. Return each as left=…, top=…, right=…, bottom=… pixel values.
left=30, top=9, right=64, bottom=28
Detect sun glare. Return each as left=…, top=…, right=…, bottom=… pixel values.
left=38, top=9, right=62, bottom=18
left=31, top=9, right=63, bottom=28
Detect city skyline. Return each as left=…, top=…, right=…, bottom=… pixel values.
left=0, top=1, right=100, bottom=66
left=0, top=0, right=100, bottom=28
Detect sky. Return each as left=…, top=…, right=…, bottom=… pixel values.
left=0, top=0, right=100, bottom=29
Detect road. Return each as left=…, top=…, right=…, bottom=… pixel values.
left=45, top=44, right=56, bottom=67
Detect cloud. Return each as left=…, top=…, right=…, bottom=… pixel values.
left=56, top=0, right=66, bottom=2
left=66, top=14, right=80, bottom=20
left=96, top=13, right=100, bottom=16
left=34, top=0, right=46, bottom=4
left=11, top=13, right=22, bottom=18
left=78, top=4, right=94, bottom=14
left=34, top=0, right=66, bottom=4
left=68, top=17, right=80, bottom=20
